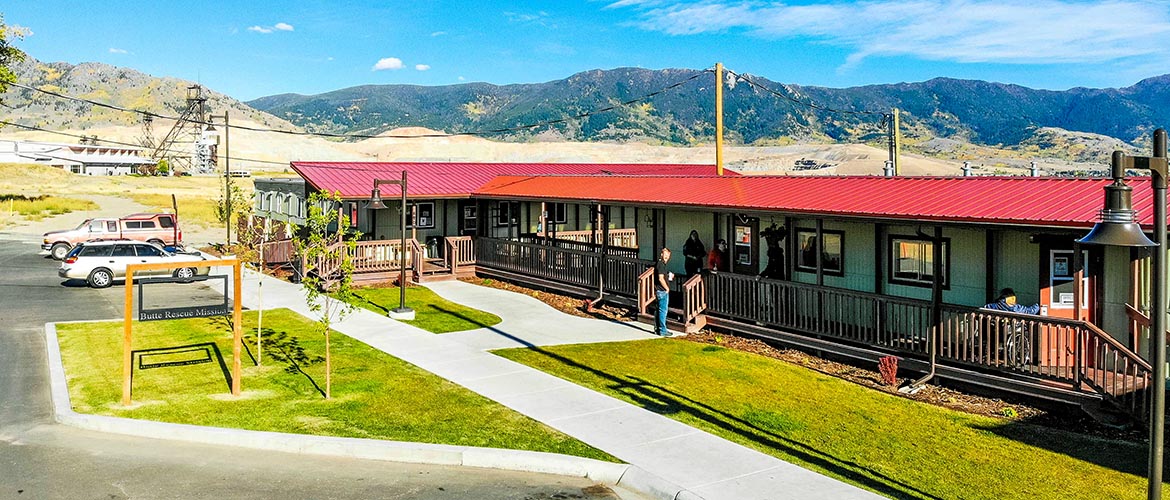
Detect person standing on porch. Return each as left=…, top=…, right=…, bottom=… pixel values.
left=655, top=247, right=674, bottom=337
left=707, top=239, right=728, bottom=272
left=683, top=230, right=706, bottom=277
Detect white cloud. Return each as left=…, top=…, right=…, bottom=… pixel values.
left=373, top=57, right=405, bottom=71
left=415, top=64, right=431, bottom=71
left=458, top=76, right=466, bottom=81
left=248, top=22, right=293, bottom=34
left=326, top=56, right=335, bottom=61
left=430, top=31, right=447, bottom=37
left=614, top=0, right=1170, bottom=66
left=108, top=48, right=129, bottom=54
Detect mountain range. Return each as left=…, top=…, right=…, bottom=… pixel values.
left=247, top=68, right=1170, bottom=148
left=3, top=55, right=1168, bottom=154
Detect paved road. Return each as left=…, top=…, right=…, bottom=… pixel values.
left=0, top=233, right=623, bottom=500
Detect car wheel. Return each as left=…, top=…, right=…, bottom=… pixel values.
left=87, top=268, right=113, bottom=289
left=174, top=267, right=196, bottom=282
left=50, top=243, right=70, bottom=260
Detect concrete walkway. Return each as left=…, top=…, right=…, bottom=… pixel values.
left=239, top=271, right=885, bottom=500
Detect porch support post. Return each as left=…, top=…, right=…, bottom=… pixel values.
left=599, top=204, right=608, bottom=300
left=1073, top=241, right=1084, bottom=322
left=985, top=229, right=997, bottom=303
left=785, top=217, right=793, bottom=281
left=815, top=219, right=824, bottom=286
left=540, top=201, right=547, bottom=240
left=874, top=223, right=884, bottom=295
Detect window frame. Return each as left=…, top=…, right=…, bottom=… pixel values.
left=794, top=228, right=845, bottom=277
left=408, top=202, right=436, bottom=229
left=888, top=234, right=951, bottom=288
left=495, top=201, right=518, bottom=227
left=463, top=205, right=478, bottom=231
left=549, top=203, right=568, bottom=224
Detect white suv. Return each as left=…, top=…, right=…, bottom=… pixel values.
left=58, top=241, right=210, bottom=288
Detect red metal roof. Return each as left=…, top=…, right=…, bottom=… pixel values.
left=473, top=175, right=1160, bottom=229
left=289, top=162, right=728, bottom=199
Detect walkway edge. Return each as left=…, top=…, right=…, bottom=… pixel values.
left=44, top=322, right=699, bottom=500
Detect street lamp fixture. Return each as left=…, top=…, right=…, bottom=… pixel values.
left=1078, top=129, right=1167, bottom=500
left=369, top=171, right=414, bottom=321
left=207, top=112, right=231, bottom=245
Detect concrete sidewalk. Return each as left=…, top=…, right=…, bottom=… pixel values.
left=239, top=271, right=885, bottom=500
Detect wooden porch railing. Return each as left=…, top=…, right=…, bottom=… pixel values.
left=259, top=239, right=295, bottom=266
left=702, top=271, right=1152, bottom=418
left=637, top=267, right=655, bottom=315
left=682, top=273, right=707, bottom=326
left=516, top=235, right=640, bottom=259
left=475, top=237, right=652, bottom=297
left=314, top=239, right=415, bottom=279
left=446, top=236, right=475, bottom=272
left=545, top=228, right=638, bottom=248
left=410, top=239, right=424, bottom=281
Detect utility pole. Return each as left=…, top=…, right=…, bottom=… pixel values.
left=715, top=62, right=725, bottom=176
left=887, top=108, right=902, bottom=176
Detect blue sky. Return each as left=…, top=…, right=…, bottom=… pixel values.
left=6, top=1, right=1170, bottom=101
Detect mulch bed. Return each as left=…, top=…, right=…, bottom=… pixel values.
left=463, top=275, right=1147, bottom=443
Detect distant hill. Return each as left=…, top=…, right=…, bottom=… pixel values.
left=248, top=68, right=1170, bottom=148
left=1, top=56, right=298, bottom=134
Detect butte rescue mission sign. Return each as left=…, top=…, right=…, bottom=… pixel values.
left=136, top=275, right=231, bottom=321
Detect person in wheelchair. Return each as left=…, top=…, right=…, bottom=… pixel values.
left=983, top=288, right=1040, bottom=315
left=979, top=288, right=1039, bottom=367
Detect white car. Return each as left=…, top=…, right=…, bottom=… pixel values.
left=58, top=240, right=210, bottom=288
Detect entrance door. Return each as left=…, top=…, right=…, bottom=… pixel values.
left=1038, top=244, right=1100, bottom=367
left=731, top=215, right=759, bottom=275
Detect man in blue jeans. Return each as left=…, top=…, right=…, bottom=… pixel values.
left=655, top=247, right=673, bottom=337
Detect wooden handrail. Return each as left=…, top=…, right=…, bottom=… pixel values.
left=1083, top=320, right=1153, bottom=372
left=1127, top=304, right=1151, bottom=328
left=682, top=273, right=707, bottom=325
left=637, top=267, right=655, bottom=315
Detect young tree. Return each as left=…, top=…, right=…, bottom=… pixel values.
left=0, top=15, right=29, bottom=103
left=294, top=190, right=357, bottom=399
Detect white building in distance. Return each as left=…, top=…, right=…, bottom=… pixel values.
left=0, top=139, right=156, bottom=175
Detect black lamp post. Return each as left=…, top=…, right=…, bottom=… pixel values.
left=1078, top=129, right=1166, bottom=500
left=370, top=171, right=414, bottom=320
left=206, top=112, right=231, bottom=244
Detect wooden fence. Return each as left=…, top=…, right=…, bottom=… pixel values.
left=545, top=228, right=638, bottom=248
left=515, top=235, right=640, bottom=259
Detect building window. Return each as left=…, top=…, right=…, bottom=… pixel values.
left=795, top=229, right=844, bottom=276
left=548, top=203, right=568, bottom=224
left=496, top=201, right=518, bottom=226
left=409, top=202, right=435, bottom=229
left=463, top=205, right=478, bottom=231
left=889, top=235, right=949, bottom=287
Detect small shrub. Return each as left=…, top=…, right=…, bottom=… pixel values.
left=878, top=356, right=899, bottom=386
left=1000, top=407, right=1018, bottom=418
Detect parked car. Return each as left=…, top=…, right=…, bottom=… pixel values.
left=42, top=212, right=182, bottom=260
left=58, top=240, right=209, bottom=288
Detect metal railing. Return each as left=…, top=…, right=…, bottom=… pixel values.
left=515, top=234, right=640, bottom=259
left=701, top=271, right=1152, bottom=413
left=475, top=237, right=652, bottom=297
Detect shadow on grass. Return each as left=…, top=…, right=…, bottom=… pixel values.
left=486, top=326, right=942, bottom=500
left=431, top=304, right=498, bottom=330
left=972, top=417, right=1154, bottom=477
left=208, top=315, right=327, bottom=399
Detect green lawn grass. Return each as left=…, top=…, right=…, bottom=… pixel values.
left=496, top=339, right=1150, bottom=500
left=347, top=285, right=502, bottom=334
left=56, top=308, right=612, bottom=461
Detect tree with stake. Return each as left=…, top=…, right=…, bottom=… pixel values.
left=295, top=191, right=358, bottom=399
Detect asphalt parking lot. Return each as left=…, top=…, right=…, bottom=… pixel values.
left=0, top=233, right=623, bottom=500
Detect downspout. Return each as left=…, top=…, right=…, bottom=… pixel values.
left=906, top=225, right=943, bottom=390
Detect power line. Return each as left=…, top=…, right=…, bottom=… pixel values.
left=4, top=69, right=714, bottom=141
left=724, top=68, right=883, bottom=117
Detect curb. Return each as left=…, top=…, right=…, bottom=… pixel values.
left=44, top=322, right=699, bottom=500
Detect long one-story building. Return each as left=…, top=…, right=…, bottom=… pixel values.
left=0, top=139, right=155, bottom=175
left=254, top=161, right=1159, bottom=422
